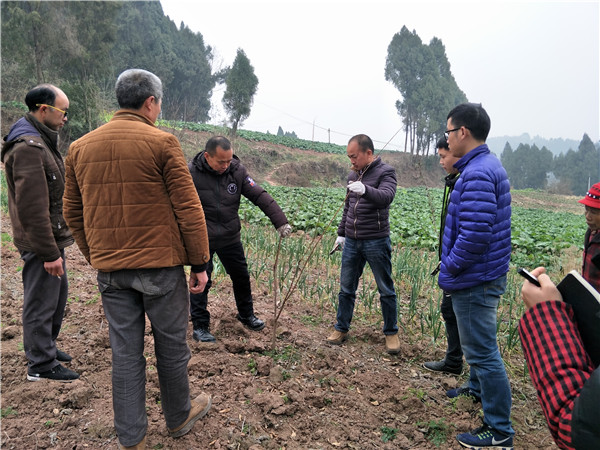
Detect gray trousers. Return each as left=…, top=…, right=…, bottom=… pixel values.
left=21, top=249, right=68, bottom=373
left=97, top=266, right=192, bottom=446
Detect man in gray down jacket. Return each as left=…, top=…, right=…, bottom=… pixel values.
left=326, top=134, right=400, bottom=355
left=1, top=84, right=79, bottom=382
left=439, top=103, right=514, bottom=449
left=188, top=135, right=292, bottom=342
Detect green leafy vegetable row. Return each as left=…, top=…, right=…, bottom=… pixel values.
left=240, top=186, right=586, bottom=268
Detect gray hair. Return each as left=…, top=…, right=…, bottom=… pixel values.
left=115, top=69, right=163, bottom=110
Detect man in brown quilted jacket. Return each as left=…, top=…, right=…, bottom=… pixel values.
left=64, top=69, right=212, bottom=449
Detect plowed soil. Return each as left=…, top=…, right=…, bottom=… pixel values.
left=0, top=210, right=560, bottom=450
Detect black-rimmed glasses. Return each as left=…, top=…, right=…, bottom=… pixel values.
left=444, top=127, right=461, bottom=139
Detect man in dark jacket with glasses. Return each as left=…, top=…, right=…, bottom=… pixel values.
left=1, top=84, right=79, bottom=382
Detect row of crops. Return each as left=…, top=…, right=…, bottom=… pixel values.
left=236, top=186, right=586, bottom=356
left=160, top=119, right=348, bottom=154
left=240, top=186, right=586, bottom=271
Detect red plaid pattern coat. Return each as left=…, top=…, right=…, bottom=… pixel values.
left=582, top=229, right=600, bottom=292
left=519, top=301, right=596, bottom=449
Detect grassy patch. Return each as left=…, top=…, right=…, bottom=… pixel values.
left=417, top=418, right=450, bottom=447
left=1, top=406, right=18, bottom=418
left=380, top=426, right=397, bottom=442
left=247, top=358, right=258, bottom=375
left=264, top=344, right=301, bottom=366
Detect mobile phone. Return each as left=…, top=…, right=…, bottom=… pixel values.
left=517, top=267, right=541, bottom=287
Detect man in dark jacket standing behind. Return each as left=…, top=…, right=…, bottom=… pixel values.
left=1, top=84, right=79, bottom=382
left=188, top=135, right=292, bottom=342
left=326, top=134, right=400, bottom=355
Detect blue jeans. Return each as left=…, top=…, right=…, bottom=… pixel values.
left=451, top=275, right=514, bottom=437
left=335, top=236, right=398, bottom=335
left=97, top=266, right=192, bottom=446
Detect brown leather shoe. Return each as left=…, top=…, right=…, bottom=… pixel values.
left=168, top=393, right=212, bottom=438
left=118, top=436, right=146, bottom=449
left=326, top=329, right=348, bottom=345
left=385, top=333, right=401, bottom=355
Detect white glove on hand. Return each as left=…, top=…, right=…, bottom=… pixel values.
left=277, top=223, right=292, bottom=238
left=347, top=181, right=366, bottom=195
left=330, top=236, right=345, bottom=254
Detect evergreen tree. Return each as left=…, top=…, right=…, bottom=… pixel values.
left=1, top=1, right=121, bottom=137
left=58, top=1, right=121, bottom=136
left=1, top=1, right=217, bottom=138
left=502, top=143, right=553, bottom=189
left=222, top=49, right=258, bottom=136
left=385, top=26, right=467, bottom=155
left=1, top=1, right=64, bottom=98
left=111, top=2, right=215, bottom=123
left=556, top=134, right=599, bottom=195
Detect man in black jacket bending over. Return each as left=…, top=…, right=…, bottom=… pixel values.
left=188, top=135, right=292, bottom=342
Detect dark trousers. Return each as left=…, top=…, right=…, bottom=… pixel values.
left=21, top=249, right=68, bottom=373
left=190, top=241, right=254, bottom=329
left=572, top=366, right=600, bottom=448
left=440, top=290, right=463, bottom=367
left=97, top=266, right=192, bottom=446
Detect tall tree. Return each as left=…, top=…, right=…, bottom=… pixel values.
left=1, top=1, right=218, bottom=137
left=502, top=143, right=553, bottom=189
left=554, top=134, right=599, bottom=195
left=1, top=1, right=121, bottom=138
left=222, top=49, right=258, bottom=136
left=385, top=26, right=466, bottom=155
left=110, top=2, right=215, bottom=123
left=57, top=1, right=121, bottom=136
left=166, top=22, right=215, bottom=122
left=1, top=1, right=57, bottom=97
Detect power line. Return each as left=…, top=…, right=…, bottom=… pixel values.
left=252, top=99, right=406, bottom=151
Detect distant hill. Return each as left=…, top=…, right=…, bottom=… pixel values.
left=487, top=133, right=585, bottom=156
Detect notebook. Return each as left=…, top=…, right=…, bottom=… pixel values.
left=556, top=270, right=600, bottom=366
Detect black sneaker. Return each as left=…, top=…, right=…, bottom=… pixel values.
left=423, top=360, right=462, bottom=375
left=446, top=386, right=481, bottom=403
left=193, top=327, right=216, bottom=342
left=236, top=314, right=265, bottom=331
left=27, top=364, right=80, bottom=382
left=56, top=349, right=72, bottom=362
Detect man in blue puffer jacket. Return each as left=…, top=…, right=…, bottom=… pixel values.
left=438, top=103, right=514, bottom=449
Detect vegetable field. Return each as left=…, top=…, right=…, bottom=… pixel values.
left=241, top=185, right=586, bottom=269
left=236, top=185, right=586, bottom=356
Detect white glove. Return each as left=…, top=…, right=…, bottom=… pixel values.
left=330, top=236, right=345, bottom=254
left=347, top=181, right=365, bottom=195
left=277, top=223, right=292, bottom=238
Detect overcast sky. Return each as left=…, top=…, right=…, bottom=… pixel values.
left=160, top=0, right=599, bottom=150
